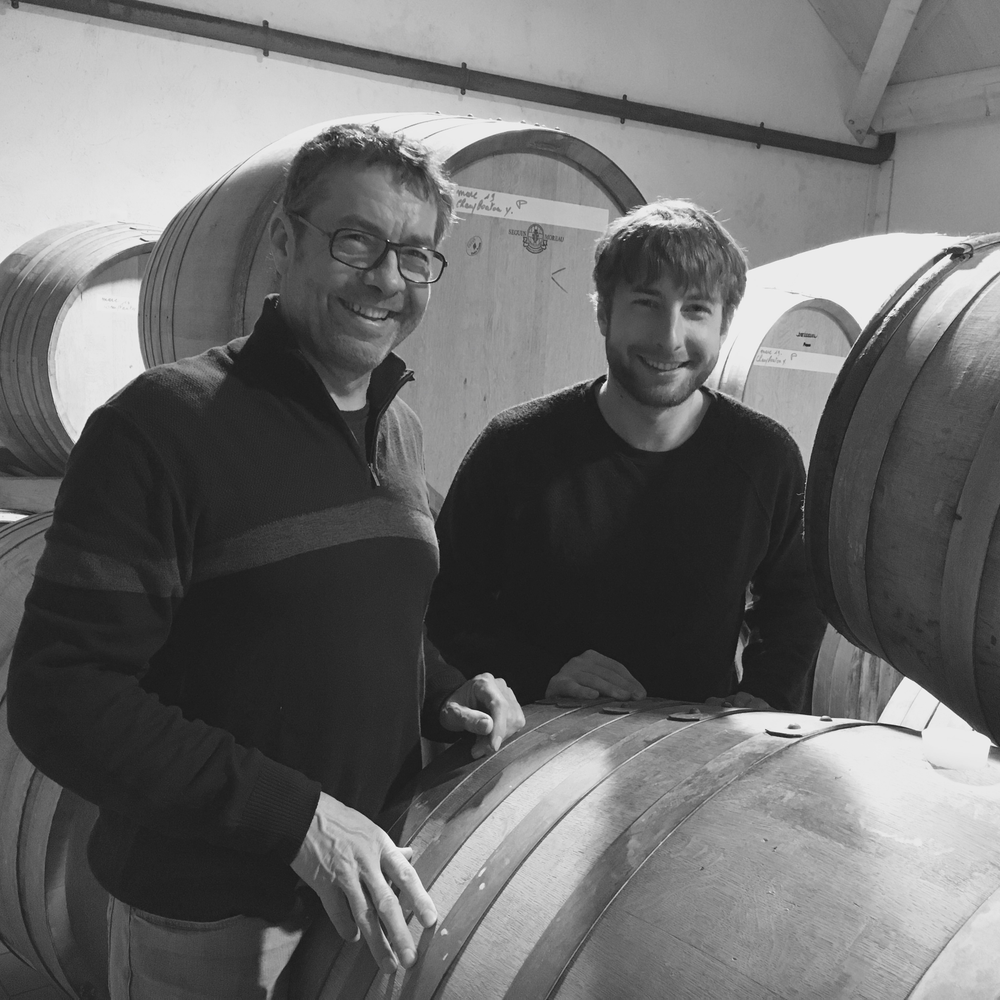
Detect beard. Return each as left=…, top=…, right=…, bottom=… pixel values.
left=605, top=340, right=711, bottom=409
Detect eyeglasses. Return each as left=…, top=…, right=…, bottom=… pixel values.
left=288, top=213, right=448, bottom=285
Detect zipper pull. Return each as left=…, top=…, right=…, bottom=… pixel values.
left=368, top=462, right=381, bottom=488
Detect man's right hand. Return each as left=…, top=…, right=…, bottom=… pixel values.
left=545, top=649, right=647, bottom=701
left=290, top=791, right=436, bottom=973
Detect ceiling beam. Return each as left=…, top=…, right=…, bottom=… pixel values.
left=873, top=66, right=1000, bottom=131
left=845, top=0, right=925, bottom=143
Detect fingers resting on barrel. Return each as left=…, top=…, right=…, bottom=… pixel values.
left=439, top=672, right=526, bottom=758
left=545, top=649, right=647, bottom=702
left=290, top=791, right=437, bottom=973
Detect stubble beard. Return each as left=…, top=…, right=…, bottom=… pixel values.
left=308, top=302, right=413, bottom=382
left=606, top=343, right=706, bottom=410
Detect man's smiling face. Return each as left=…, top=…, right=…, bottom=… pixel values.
left=271, top=162, right=439, bottom=384
left=598, top=266, right=725, bottom=410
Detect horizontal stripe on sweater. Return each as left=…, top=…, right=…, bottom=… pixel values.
left=36, top=497, right=436, bottom=596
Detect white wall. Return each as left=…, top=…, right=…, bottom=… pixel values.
left=887, top=116, right=1000, bottom=239
left=2, top=0, right=879, bottom=270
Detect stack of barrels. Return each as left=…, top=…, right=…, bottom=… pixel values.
left=0, top=223, right=161, bottom=996
left=3, top=112, right=1000, bottom=999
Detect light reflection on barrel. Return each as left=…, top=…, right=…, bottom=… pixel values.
left=290, top=699, right=1000, bottom=1000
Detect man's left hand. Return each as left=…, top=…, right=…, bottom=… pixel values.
left=440, top=673, right=526, bottom=759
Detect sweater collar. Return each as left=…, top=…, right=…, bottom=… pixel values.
left=233, top=294, right=412, bottom=413
left=586, top=376, right=719, bottom=459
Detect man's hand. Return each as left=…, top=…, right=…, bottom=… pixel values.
left=545, top=650, right=647, bottom=701
left=440, top=673, right=525, bottom=759
left=290, top=792, right=436, bottom=973
left=704, top=692, right=772, bottom=710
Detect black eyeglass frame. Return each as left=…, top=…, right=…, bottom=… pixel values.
left=287, top=212, right=448, bottom=285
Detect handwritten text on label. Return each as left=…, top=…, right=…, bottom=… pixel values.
left=753, top=346, right=845, bottom=374
left=454, top=187, right=609, bottom=232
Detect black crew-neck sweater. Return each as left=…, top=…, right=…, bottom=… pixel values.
left=427, top=378, right=826, bottom=710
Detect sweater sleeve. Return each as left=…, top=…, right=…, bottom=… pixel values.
left=7, top=405, right=320, bottom=862
left=426, top=421, right=564, bottom=705
left=418, top=634, right=467, bottom=743
left=738, top=445, right=828, bottom=713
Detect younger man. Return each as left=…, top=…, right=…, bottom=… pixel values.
left=426, top=198, right=826, bottom=711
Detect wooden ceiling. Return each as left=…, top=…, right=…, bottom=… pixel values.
left=806, top=0, right=1000, bottom=137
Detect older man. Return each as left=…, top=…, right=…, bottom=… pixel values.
left=427, top=198, right=826, bottom=714
left=8, top=124, right=523, bottom=999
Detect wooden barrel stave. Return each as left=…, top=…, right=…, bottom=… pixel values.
left=0, top=701, right=106, bottom=1000
left=392, top=704, right=623, bottom=857
left=0, top=703, right=36, bottom=964
left=288, top=702, right=1000, bottom=999
left=0, top=224, right=105, bottom=471
left=11, top=226, right=135, bottom=468
left=445, top=715, right=786, bottom=1000
left=0, top=514, right=51, bottom=647
left=557, top=722, right=999, bottom=1000
left=405, top=707, right=701, bottom=997
left=329, top=705, right=767, bottom=1000
left=878, top=676, right=977, bottom=731
left=138, top=169, right=227, bottom=367
left=0, top=512, right=109, bottom=999
left=17, top=761, right=76, bottom=995
left=907, top=883, right=1000, bottom=998
left=811, top=624, right=904, bottom=721
left=57, top=790, right=108, bottom=998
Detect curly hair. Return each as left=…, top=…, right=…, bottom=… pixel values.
left=282, top=123, right=457, bottom=244
left=593, top=199, right=748, bottom=331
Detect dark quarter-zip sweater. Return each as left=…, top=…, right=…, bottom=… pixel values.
left=8, top=295, right=466, bottom=922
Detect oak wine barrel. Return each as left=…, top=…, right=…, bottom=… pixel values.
left=288, top=698, right=1000, bottom=999
left=711, top=233, right=959, bottom=462
left=806, top=234, right=1000, bottom=743
left=811, top=623, right=904, bottom=721
left=878, top=675, right=978, bottom=732
left=709, top=234, right=962, bottom=721
left=0, top=223, right=159, bottom=476
left=709, top=287, right=860, bottom=462
left=0, top=512, right=52, bottom=685
left=0, top=513, right=108, bottom=1000
left=138, top=113, right=643, bottom=493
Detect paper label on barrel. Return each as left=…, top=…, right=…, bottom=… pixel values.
left=96, top=294, right=138, bottom=312
left=752, top=346, right=845, bottom=374
left=453, top=187, right=609, bottom=232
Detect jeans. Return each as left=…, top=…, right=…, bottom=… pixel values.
left=106, top=893, right=315, bottom=1000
